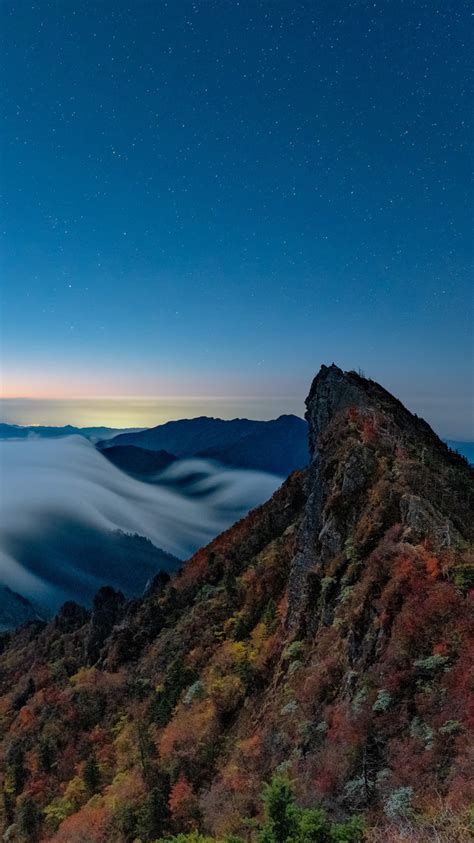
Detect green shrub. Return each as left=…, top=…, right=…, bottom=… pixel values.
left=372, top=689, right=392, bottom=713
left=383, top=786, right=414, bottom=824
left=409, top=716, right=434, bottom=749
left=453, top=563, right=474, bottom=594
left=153, top=835, right=215, bottom=843
left=330, top=816, right=365, bottom=842
left=257, top=774, right=298, bottom=843
left=284, top=641, right=304, bottom=661
left=263, top=599, right=279, bottom=634
left=413, top=654, right=449, bottom=674
left=439, top=719, right=463, bottom=736
left=294, top=808, right=329, bottom=841
left=183, top=680, right=206, bottom=705
left=256, top=774, right=364, bottom=843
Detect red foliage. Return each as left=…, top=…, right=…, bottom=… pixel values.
left=49, top=803, right=110, bottom=843
left=361, top=417, right=378, bottom=444
left=327, top=702, right=363, bottom=748
left=169, top=775, right=199, bottom=829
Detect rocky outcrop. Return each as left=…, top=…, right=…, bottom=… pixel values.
left=287, top=364, right=472, bottom=628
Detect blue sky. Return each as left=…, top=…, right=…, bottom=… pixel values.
left=1, top=1, right=472, bottom=437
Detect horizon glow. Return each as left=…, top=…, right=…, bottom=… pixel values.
left=0, top=396, right=306, bottom=429
left=0, top=387, right=472, bottom=442
left=1, top=2, right=472, bottom=438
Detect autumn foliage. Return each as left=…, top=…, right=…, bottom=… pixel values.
left=0, top=366, right=472, bottom=842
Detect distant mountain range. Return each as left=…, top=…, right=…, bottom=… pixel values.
left=2, top=420, right=470, bottom=472
left=99, top=414, right=310, bottom=476
left=0, top=423, right=142, bottom=442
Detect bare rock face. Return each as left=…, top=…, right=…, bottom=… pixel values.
left=341, top=443, right=377, bottom=495
left=288, top=366, right=377, bottom=626
left=305, top=364, right=371, bottom=455
left=399, top=493, right=459, bottom=547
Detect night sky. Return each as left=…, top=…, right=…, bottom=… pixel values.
left=1, top=1, right=472, bottom=437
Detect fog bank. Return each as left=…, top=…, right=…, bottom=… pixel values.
left=0, top=436, right=282, bottom=612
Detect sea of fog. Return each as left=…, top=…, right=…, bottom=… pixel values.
left=0, top=435, right=282, bottom=614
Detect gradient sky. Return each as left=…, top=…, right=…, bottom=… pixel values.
left=1, top=1, right=472, bottom=437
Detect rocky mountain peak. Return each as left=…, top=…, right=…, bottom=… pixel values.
left=305, top=364, right=438, bottom=458
left=287, top=364, right=472, bottom=628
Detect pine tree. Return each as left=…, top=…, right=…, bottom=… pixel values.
left=84, top=751, right=100, bottom=794
left=135, top=786, right=169, bottom=841
left=18, top=796, right=39, bottom=841
left=257, top=774, right=298, bottom=843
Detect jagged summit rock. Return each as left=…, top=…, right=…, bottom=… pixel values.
left=306, top=364, right=437, bottom=452
left=289, top=364, right=471, bottom=627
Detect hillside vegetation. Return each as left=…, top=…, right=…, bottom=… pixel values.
left=0, top=365, right=472, bottom=843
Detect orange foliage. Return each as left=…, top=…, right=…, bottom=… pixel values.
left=169, top=774, right=199, bottom=829
left=159, top=699, right=218, bottom=767
left=50, top=802, right=110, bottom=843
left=424, top=553, right=441, bottom=578
left=239, top=733, right=262, bottom=760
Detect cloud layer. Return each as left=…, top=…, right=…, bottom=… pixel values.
left=0, top=436, right=282, bottom=612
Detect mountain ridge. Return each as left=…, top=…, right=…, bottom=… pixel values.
left=99, top=414, right=309, bottom=476
left=0, top=365, right=472, bottom=842
left=0, top=423, right=143, bottom=442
